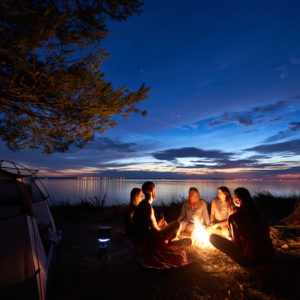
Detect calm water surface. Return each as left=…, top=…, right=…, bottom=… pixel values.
left=43, top=179, right=300, bottom=206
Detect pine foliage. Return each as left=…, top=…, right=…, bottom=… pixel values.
left=0, top=0, right=149, bottom=154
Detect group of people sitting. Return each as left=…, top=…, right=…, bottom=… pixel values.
left=124, top=181, right=273, bottom=268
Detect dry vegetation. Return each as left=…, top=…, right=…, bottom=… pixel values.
left=49, top=195, right=300, bottom=300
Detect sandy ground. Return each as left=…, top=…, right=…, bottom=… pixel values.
left=49, top=210, right=300, bottom=300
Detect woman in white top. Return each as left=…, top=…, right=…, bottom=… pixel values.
left=210, top=186, right=235, bottom=232
left=178, top=187, right=210, bottom=234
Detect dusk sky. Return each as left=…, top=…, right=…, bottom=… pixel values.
left=1, top=0, right=300, bottom=179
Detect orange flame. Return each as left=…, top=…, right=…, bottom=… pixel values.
left=191, top=218, right=212, bottom=248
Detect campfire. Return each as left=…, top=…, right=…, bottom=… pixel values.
left=191, top=218, right=212, bottom=248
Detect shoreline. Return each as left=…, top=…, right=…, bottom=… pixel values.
left=43, top=177, right=300, bottom=181
left=51, top=191, right=300, bottom=223
left=48, top=187, right=300, bottom=208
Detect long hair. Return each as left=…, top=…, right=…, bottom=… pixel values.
left=128, top=187, right=142, bottom=219
left=187, top=187, right=202, bottom=208
left=234, top=187, right=260, bottom=220
left=234, top=187, right=252, bottom=206
left=218, top=186, right=234, bottom=211
left=130, top=188, right=142, bottom=207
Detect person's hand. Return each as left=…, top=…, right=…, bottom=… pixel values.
left=209, top=223, right=218, bottom=230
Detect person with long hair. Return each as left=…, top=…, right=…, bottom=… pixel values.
left=178, top=187, right=210, bottom=234
left=210, top=186, right=235, bottom=234
left=124, top=187, right=143, bottom=238
left=210, top=187, right=273, bottom=266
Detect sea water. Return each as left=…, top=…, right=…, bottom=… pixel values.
left=42, top=178, right=300, bottom=206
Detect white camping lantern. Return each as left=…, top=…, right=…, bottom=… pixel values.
left=97, top=226, right=111, bottom=249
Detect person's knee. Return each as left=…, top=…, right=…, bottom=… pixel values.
left=173, top=220, right=181, bottom=231
left=209, top=233, right=218, bottom=245
left=179, top=221, right=187, bottom=232
left=186, top=223, right=194, bottom=233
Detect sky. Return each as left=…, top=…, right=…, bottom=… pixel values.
left=1, top=0, right=300, bottom=179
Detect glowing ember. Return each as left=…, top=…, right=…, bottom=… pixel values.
left=191, top=218, right=212, bottom=248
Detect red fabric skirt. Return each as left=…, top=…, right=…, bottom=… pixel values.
left=133, top=230, right=193, bottom=269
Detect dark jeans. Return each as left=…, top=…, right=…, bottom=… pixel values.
left=210, top=234, right=272, bottom=267
left=210, top=234, right=246, bottom=266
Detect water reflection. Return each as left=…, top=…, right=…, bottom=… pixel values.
left=43, top=179, right=300, bottom=206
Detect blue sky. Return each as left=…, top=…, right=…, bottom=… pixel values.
left=1, top=0, right=300, bottom=179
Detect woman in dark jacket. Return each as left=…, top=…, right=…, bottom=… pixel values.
left=210, top=187, right=273, bottom=266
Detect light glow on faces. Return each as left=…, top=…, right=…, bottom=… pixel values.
left=233, top=193, right=241, bottom=207
left=188, top=189, right=200, bottom=205
left=217, top=189, right=226, bottom=201
left=137, top=190, right=143, bottom=201
left=133, top=189, right=144, bottom=207
left=152, top=186, right=157, bottom=200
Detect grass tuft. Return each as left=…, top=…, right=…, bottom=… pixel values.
left=50, top=194, right=106, bottom=218
left=280, top=199, right=300, bottom=226
left=253, top=191, right=299, bottom=224
left=155, top=197, right=184, bottom=222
